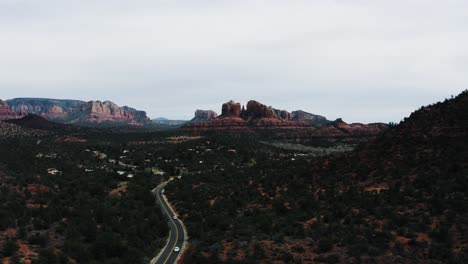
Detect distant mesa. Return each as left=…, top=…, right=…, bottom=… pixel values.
left=181, top=99, right=387, bottom=141
left=192, top=110, right=218, bottom=122
left=152, top=118, right=188, bottom=127
left=4, top=98, right=151, bottom=126
left=291, top=110, right=329, bottom=125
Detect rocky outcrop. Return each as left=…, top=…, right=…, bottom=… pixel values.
left=181, top=100, right=388, bottom=142
left=221, top=100, right=242, bottom=117
left=291, top=110, right=330, bottom=125
left=122, top=106, right=150, bottom=123
left=243, top=100, right=277, bottom=119
left=182, top=117, right=250, bottom=133
left=7, top=98, right=82, bottom=120
left=76, top=101, right=150, bottom=125
left=192, top=110, right=218, bottom=121
left=0, top=99, right=20, bottom=120
left=5, top=98, right=151, bottom=126
left=275, top=109, right=292, bottom=120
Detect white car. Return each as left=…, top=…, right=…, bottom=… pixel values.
left=174, top=247, right=180, bottom=252
left=173, top=215, right=177, bottom=220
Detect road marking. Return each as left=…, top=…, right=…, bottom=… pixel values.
left=159, top=189, right=179, bottom=264
left=150, top=185, right=171, bottom=264
left=151, top=180, right=185, bottom=264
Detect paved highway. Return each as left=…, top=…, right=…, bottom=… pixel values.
left=150, top=181, right=186, bottom=264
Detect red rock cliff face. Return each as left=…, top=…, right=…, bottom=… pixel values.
left=76, top=101, right=150, bottom=125
left=7, top=98, right=81, bottom=120
left=82, top=101, right=129, bottom=119
left=221, top=101, right=241, bottom=117
left=243, top=100, right=277, bottom=119
left=0, top=100, right=20, bottom=120
left=181, top=100, right=388, bottom=142
left=5, top=98, right=150, bottom=126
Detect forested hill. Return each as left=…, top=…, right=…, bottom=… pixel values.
left=166, top=91, right=468, bottom=263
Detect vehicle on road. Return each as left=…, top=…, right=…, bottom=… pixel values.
left=173, top=215, right=177, bottom=220
left=174, top=247, right=180, bottom=252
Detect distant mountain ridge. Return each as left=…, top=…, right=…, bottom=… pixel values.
left=4, top=98, right=151, bottom=126
left=152, top=117, right=188, bottom=127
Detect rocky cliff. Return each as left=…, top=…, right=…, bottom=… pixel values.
left=181, top=100, right=388, bottom=142
left=291, top=110, right=330, bottom=124
left=76, top=100, right=150, bottom=125
left=7, top=98, right=82, bottom=120
left=221, top=100, right=242, bottom=117
left=192, top=110, right=218, bottom=122
left=243, top=100, right=277, bottom=119
left=5, top=98, right=151, bottom=126
left=0, top=99, right=20, bottom=120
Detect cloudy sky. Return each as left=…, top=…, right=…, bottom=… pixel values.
left=1, top=0, right=467, bottom=122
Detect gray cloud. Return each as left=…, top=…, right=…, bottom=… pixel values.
left=1, top=0, right=467, bottom=122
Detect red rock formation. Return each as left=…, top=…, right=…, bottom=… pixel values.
left=275, top=109, right=291, bottom=120
left=221, top=101, right=241, bottom=117
left=75, top=101, right=150, bottom=125
left=244, top=100, right=277, bottom=119
left=180, top=117, right=251, bottom=134
left=181, top=100, right=388, bottom=142
left=0, top=99, right=20, bottom=120
left=193, top=110, right=218, bottom=121
left=5, top=98, right=150, bottom=126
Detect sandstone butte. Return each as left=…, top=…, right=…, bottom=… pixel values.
left=181, top=100, right=388, bottom=140
left=192, top=110, right=218, bottom=121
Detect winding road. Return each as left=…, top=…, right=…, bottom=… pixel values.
left=150, top=181, right=187, bottom=264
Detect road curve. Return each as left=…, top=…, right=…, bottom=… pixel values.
left=150, top=181, right=186, bottom=264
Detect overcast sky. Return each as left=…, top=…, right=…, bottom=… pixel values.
left=1, top=0, right=467, bottom=122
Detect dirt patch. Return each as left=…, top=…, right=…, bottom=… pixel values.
left=416, top=233, right=430, bottom=243
left=303, top=217, right=318, bottom=230
left=209, top=197, right=218, bottom=206
left=109, top=182, right=128, bottom=196
left=18, top=240, right=36, bottom=263
left=26, top=184, right=49, bottom=195
left=365, top=184, right=389, bottom=192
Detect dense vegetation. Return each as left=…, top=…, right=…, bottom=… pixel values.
left=0, top=135, right=169, bottom=264
left=164, top=91, right=468, bottom=263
